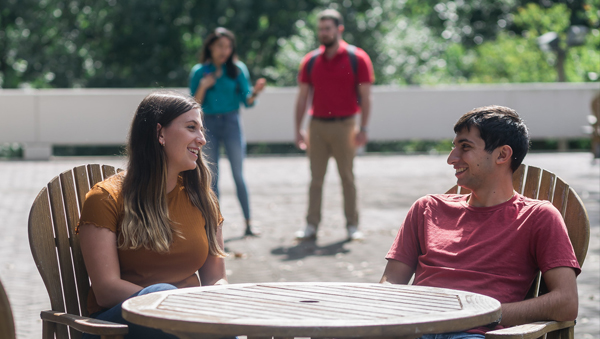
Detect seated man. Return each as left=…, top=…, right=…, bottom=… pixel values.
left=380, top=105, right=580, bottom=338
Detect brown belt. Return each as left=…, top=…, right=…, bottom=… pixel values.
left=311, top=115, right=354, bottom=122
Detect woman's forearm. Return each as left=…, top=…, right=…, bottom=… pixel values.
left=246, top=92, right=257, bottom=106
left=94, top=279, right=144, bottom=309
left=194, top=86, right=207, bottom=104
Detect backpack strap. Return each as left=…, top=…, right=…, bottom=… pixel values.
left=346, top=44, right=361, bottom=104
left=346, top=44, right=358, bottom=79
left=306, top=48, right=322, bottom=77
left=307, top=45, right=358, bottom=78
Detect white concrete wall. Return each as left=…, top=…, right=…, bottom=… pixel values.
left=0, top=83, right=598, bottom=158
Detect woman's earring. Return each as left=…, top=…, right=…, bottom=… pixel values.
left=160, top=141, right=165, bottom=146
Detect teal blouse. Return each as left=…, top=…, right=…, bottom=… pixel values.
left=189, top=60, right=255, bottom=115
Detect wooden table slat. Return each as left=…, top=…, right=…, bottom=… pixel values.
left=193, top=285, right=462, bottom=313
left=160, top=292, right=428, bottom=320
left=254, top=284, right=462, bottom=307
left=182, top=289, right=456, bottom=316
left=158, top=297, right=344, bottom=320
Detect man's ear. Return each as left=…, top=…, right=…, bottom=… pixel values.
left=496, top=145, right=513, bottom=166
left=338, top=24, right=345, bottom=35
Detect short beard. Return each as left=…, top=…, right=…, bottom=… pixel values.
left=320, top=36, right=338, bottom=48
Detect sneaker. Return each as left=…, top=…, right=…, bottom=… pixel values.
left=347, top=225, right=364, bottom=241
left=295, top=224, right=317, bottom=240
left=244, top=225, right=261, bottom=237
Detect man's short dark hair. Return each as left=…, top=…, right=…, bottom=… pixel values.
left=454, top=105, right=530, bottom=172
left=317, top=9, right=344, bottom=26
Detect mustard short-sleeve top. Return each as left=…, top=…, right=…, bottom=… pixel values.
left=78, top=173, right=209, bottom=315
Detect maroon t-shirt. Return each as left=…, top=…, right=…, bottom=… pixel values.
left=386, top=193, right=580, bottom=333
left=298, top=40, right=374, bottom=118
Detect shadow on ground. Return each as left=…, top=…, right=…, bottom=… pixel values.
left=270, top=239, right=351, bottom=261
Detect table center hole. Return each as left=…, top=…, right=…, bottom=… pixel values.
left=299, top=300, right=319, bottom=303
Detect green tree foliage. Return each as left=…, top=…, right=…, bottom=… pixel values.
left=0, top=0, right=321, bottom=88
left=0, top=0, right=598, bottom=88
left=270, top=0, right=598, bottom=86
left=470, top=3, right=600, bottom=83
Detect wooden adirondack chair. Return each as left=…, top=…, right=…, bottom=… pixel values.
left=28, top=164, right=128, bottom=339
left=446, top=163, right=590, bottom=339
left=0, top=278, right=16, bottom=339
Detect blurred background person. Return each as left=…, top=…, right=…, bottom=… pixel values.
left=190, top=27, right=266, bottom=237
left=294, top=9, right=374, bottom=241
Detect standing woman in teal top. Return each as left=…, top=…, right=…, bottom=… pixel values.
left=190, top=27, right=265, bottom=237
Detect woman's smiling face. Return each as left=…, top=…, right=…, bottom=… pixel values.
left=158, top=108, right=206, bottom=175
left=209, top=36, right=233, bottom=65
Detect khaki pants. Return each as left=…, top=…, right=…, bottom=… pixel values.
left=307, top=117, right=358, bottom=228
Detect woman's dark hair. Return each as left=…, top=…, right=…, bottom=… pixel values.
left=120, top=90, right=225, bottom=256
left=200, top=27, right=239, bottom=79
left=454, top=105, right=530, bottom=172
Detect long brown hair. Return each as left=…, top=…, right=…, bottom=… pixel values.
left=200, top=27, right=239, bottom=79
left=120, top=90, right=225, bottom=257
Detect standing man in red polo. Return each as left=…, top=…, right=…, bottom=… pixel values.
left=294, top=9, right=375, bottom=241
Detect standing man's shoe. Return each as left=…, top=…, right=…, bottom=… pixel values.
left=347, top=225, right=364, bottom=241
left=295, top=224, right=317, bottom=240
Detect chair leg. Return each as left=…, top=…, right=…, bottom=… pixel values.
left=546, top=326, right=574, bottom=339
left=42, top=320, right=56, bottom=339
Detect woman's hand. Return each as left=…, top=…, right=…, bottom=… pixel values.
left=246, top=78, right=267, bottom=106
left=198, top=225, right=228, bottom=286
left=199, top=73, right=216, bottom=90
left=253, top=78, right=266, bottom=94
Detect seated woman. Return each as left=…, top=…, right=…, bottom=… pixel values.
left=78, top=90, right=227, bottom=339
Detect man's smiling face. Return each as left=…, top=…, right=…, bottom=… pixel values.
left=447, top=126, right=499, bottom=191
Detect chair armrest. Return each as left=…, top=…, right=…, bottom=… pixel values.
left=485, top=320, right=575, bottom=339
left=41, top=310, right=128, bottom=335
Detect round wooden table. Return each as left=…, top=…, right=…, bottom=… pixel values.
left=122, top=282, right=501, bottom=339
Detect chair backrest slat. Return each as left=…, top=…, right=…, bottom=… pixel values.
left=60, top=170, right=90, bottom=319
left=0, top=279, right=16, bottom=339
left=28, top=185, right=71, bottom=339
left=446, top=186, right=458, bottom=194
left=457, top=187, right=471, bottom=195
left=522, top=166, right=541, bottom=199
left=73, top=165, right=91, bottom=211
left=47, top=177, right=81, bottom=339
left=564, top=189, right=590, bottom=266
left=87, top=164, right=104, bottom=186
left=538, top=170, right=556, bottom=202
left=102, top=165, right=116, bottom=178
left=28, top=187, right=64, bottom=309
left=512, top=164, right=526, bottom=194
left=552, top=177, right=569, bottom=218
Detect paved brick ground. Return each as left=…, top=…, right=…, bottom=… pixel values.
left=0, top=153, right=598, bottom=339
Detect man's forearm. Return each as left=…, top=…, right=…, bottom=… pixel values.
left=360, top=96, right=371, bottom=129
left=295, top=99, right=307, bottom=133
left=358, top=85, right=371, bottom=128
left=500, top=290, right=578, bottom=326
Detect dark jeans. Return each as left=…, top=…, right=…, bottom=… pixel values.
left=203, top=111, right=250, bottom=221
left=82, top=283, right=178, bottom=339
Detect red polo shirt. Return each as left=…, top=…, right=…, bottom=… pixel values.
left=298, top=40, right=374, bottom=118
